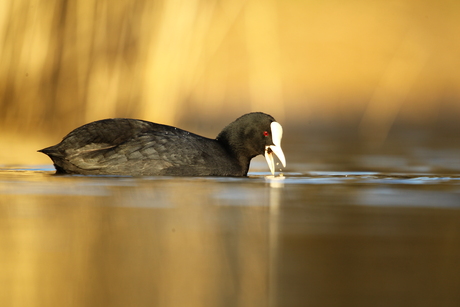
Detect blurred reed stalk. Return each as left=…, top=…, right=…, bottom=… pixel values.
left=0, top=0, right=286, bottom=135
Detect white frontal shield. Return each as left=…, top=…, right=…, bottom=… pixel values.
left=264, top=122, right=286, bottom=175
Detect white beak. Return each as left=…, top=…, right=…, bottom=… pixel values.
left=264, top=122, right=286, bottom=175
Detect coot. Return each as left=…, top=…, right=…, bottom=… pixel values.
left=39, top=112, right=286, bottom=176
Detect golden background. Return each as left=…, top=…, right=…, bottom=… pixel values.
left=1, top=0, right=459, bottom=164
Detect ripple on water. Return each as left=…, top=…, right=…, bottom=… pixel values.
left=261, top=171, right=460, bottom=186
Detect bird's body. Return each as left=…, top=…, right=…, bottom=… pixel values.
left=39, top=112, right=286, bottom=177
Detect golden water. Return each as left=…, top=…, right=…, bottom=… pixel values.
left=1, top=161, right=459, bottom=306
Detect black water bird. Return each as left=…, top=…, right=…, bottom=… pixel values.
left=39, top=112, right=286, bottom=177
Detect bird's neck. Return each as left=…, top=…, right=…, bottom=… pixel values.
left=216, top=130, right=252, bottom=175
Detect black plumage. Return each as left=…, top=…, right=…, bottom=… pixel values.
left=39, top=112, right=286, bottom=176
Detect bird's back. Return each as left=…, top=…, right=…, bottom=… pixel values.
left=39, top=118, right=243, bottom=176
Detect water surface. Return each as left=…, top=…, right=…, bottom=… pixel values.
left=1, top=158, right=460, bottom=306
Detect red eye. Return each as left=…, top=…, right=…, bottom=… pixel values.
left=263, top=131, right=269, bottom=137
